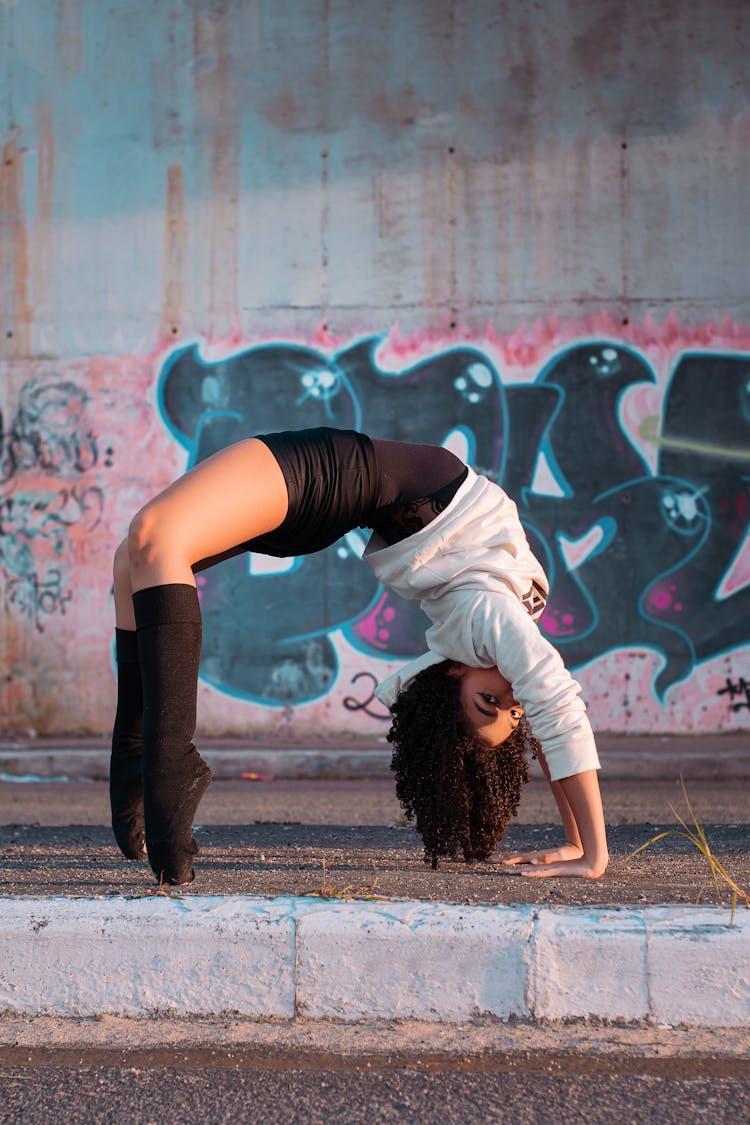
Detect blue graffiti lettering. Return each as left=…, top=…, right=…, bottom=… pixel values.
left=157, top=339, right=750, bottom=707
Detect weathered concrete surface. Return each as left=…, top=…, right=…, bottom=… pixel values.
left=4, top=0, right=749, bottom=357
left=1, top=0, right=749, bottom=743
left=0, top=894, right=748, bottom=1024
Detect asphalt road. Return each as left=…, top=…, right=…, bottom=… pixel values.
left=2, top=1011, right=748, bottom=1123
left=1, top=1047, right=748, bottom=1124
left=2, top=776, right=748, bottom=827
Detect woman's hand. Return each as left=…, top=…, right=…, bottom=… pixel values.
left=503, top=766, right=609, bottom=879
left=498, top=843, right=584, bottom=866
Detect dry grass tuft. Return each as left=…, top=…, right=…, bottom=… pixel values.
left=301, top=856, right=388, bottom=902
left=149, top=872, right=187, bottom=904
left=631, top=775, right=750, bottom=925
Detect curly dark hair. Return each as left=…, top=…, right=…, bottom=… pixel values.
left=388, top=660, right=539, bottom=868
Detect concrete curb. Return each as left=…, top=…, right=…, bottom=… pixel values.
left=2, top=742, right=750, bottom=781
left=1, top=896, right=748, bottom=1026
left=0, top=747, right=392, bottom=782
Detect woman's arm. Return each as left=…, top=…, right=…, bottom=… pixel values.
left=501, top=747, right=584, bottom=866
left=460, top=595, right=607, bottom=876
left=502, top=760, right=609, bottom=878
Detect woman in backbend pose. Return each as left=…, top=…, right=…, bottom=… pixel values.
left=111, top=428, right=608, bottom=885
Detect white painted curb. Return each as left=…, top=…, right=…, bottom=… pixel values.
left=0, top=896, right=748, bottom=1026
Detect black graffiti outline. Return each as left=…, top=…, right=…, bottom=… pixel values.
left=155, top=338, right=750, bottom=709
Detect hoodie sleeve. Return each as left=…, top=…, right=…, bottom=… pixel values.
left=427, top=589, right=601, bottom=781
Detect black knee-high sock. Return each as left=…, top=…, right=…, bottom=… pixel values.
left=133, top=583, right=212, bottom=885
left=110, top=628, right=147, bottom=860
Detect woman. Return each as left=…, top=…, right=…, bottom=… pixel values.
left=111, top=427, right=608, bottom=885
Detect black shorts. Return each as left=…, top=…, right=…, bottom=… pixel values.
left=243, top=427, right=467, bottom=557
left=246, top=428, right=378, bottom=557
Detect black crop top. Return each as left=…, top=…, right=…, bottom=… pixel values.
left=242, top=428, right=467, bottom=557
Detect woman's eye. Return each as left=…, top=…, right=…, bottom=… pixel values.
left=480, top=693, right=499, bottom=706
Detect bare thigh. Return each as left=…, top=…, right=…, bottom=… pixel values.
left=127, top=438, right=289, bottom=592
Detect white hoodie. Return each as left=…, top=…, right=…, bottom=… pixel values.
left=364, top=468, right=600, bottom=782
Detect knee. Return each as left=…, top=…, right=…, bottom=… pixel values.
left=127, top=505, right=165, bottom=571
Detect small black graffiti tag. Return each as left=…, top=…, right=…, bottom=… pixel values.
left=1, top=568, right=73, bottom=633
left=717, top=677, right=750, bottom=713
left=343, top=671, right=391, bottom=720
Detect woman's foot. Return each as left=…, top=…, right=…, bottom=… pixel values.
left=109, top=748, right=147, bottom=861
left=144, top=750, right=212, bottom=884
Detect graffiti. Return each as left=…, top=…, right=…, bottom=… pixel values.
left=0, top=482, right=103, bottom=627
left=343, top=671, right=391, bottom=720
left=1, top=567, right=73, bottom=633
left=157, top=339, right=750, bottom=709
left=1, top=486, right=104, bottom=547
left=717, top=677, right=750, bottom=713
left=0, top=380, right=98, bottom=484
left=1, top=485, right=104, bottom=580
left=0, top=378, right=104, bottom=631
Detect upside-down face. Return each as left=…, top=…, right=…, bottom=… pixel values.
left=450, top=664, right=524, bottom=748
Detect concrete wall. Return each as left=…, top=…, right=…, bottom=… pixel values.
left=0, top=0, right=748, bottom=738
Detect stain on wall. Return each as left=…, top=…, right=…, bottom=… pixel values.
left=0, top=136, right=31, bottom=360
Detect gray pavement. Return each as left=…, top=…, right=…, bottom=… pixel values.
left=1, top=1053, right=748, bottom=1125
left=2, top=734, right=748, bottom=908
left=2, top=774, right=749, bottom=827
left=0, top=1018, right=749, bottom=1124
left=2, top=821, right=749, bottom=908
left=0, top=776, right=748, bottom=908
